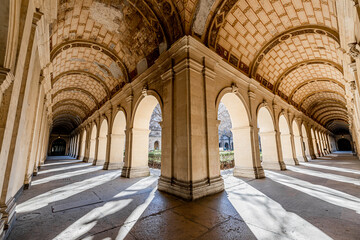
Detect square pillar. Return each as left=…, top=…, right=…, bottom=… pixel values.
left=121, top=128, right=150, bottom=178
left=104, top=133, right=125, bottom=170
left=158, top=37, right=224, bottom=200
left=259, top=131, right=286, bottom=170
left=281, top=133, right=299, bottom=165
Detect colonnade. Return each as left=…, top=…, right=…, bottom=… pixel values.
left=63, top=37, right=335, bottom=200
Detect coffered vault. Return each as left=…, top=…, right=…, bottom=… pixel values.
left=41, top=0, right=353, bottom=136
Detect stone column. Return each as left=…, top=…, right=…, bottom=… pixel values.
left=24, top=84, right=44, bottom=189
left=232, top=126, right=264, bottom=177
left=96, top=131, right=107, bottom=166
left=158, top=37, right=224, bottom=200
left=317, top=131, right=324, bottom=156
left=124, top=128, right=151, bottom=177
left=281, top=133, right=299, bottom=165
left=102, top=109, right=113, bottom=169
left=289, top=115, right=300, bottom=165
left=326, top=134, right=332, bottom=153
left=83, top=125, right=90, bottom=162
left=92, top=118, right=100, bottom=165
left=294, top=134, right=305, bottom=162
left=312, top=128, right=320, bottom=158
left=121, top=95, right=134, bottom=177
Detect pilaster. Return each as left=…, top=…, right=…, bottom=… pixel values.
left=247, top=90, right=265, bottom=178
left=0, top=9, right=43, bottom=237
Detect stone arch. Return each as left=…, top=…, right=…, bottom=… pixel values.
left=97, top=118, right=108, bottom=166
left=89, top=124, right=97, bottom=163
left=131, top=90, right=163, bottom=126
left=216, top=91, right=253, bottom=176
left=215, top=86, right=251, bottom=122
left=337, top=138, right=352, bottom=151
left=130, top=94, right=162, bottom=177
left=50, top=138, right=67, bottom=156
left=279, top=114, right=295, bottom=165
left=257, top=106, right=282, bottom=169
left=107, top=109, right=127, bottom=169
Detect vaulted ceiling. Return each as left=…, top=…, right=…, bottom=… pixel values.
left=49, top=0, right=349, bottom=134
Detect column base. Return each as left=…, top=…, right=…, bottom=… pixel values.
left=0, top=197, right=16, bottom=235
left=310, top=154, right=317, bottom=160
left=88, top=158, right=95, bottom=165
left=283, top=157, right=299, bottom=166
left=298, top=155, right=309, bottom=162
left=121, top=166, right=150, bottom=178
left=158, top=175, right=224, bottom=200
left=33, top=170, right=38, bottom=176
left=94, top=159, right=105, bottom=166
left=82, top=157, right=89, bottom=163
left=233, top=166, right=265, bottom=179
left=262, top=161, right=286, bottom=170
left=23, top=174, right=32, bottom=190
left=103, top=162, right=124, bottom=170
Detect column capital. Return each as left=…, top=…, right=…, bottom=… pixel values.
left=32, top=10, right=43, bottom=26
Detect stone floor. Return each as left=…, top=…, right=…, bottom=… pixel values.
left=7, top=152, right=360, bottom=240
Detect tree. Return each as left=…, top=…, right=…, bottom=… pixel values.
left=218, top=102, right=232, bottom=138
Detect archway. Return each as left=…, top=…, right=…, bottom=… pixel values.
left=89, top=125, right=97, bottom=163
left=218, top=93, right=252, bottom=176
left=97, top=119, right=108, bottom=166
left=51, top=138, right=66, bottom=156
left=337, top=138, right=352, bottom=151
left=301, top=124, right=310, bottom=161
left=80, top=129, right=87, bottom=160
left=131, top=95, right=162, bottom=176
left=279, top=115, right=295, bottom=165
left=292, top=120, right=304, bottom=162
left=258, top=107, right=282, bottom=169
left=107, top=110, right=126, bottom=169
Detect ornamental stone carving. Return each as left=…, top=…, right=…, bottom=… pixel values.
left=348, top=42, right=360, bottom=58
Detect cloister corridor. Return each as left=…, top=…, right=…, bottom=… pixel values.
left=8, top=152, right=360, bottom=240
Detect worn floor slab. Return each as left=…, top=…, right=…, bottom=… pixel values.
left=7, top=152, right=360, bottom=240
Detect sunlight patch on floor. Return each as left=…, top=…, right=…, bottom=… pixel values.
left=32, top=166, right=102, bottom=186
left=301, top=162, right=360, bottom=175
left=266, top=170, right=360, bottom=214
left=17, top=171, right=122, bottom=213
left=225, top=175, right=331, bottom=240
left=116, top=187, right=157, bottom=240
left=54, top=176, right=158, bottom=240
left=42, top=160, right=83, bottom=166
left=287, top=166, right=360, bottom=186
left=38, top=163, right=92, bottom=175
